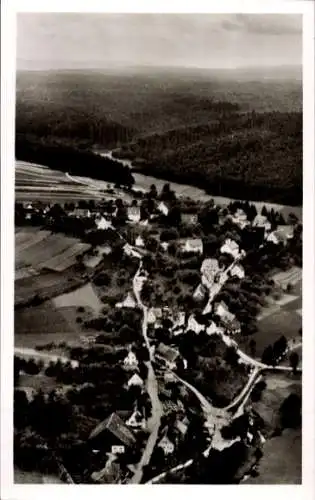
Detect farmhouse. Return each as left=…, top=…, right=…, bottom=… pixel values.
left=193, top=283, right=207, bottom=301
left=220, top=239, right=240, bottom=259
left=266, top=232, right=280, bottom=245
left=230, top=264, right=245, bottom=279
left=182, top=213, right=198, bottom=225
left=187, top=314, right=205, bottom=334
left=157, top=201, right=169, bottom=216
left=202, top=301, right=212, bottom=315
left=231, top=209, right=249, bottom=229
left=123, top=351, right=139, bottom=371
left=206, top=321, right=223, bottom=336
left=91, top=456, right=122, bottom=484
left=126, top=410, right=146, bottom=429
left=274, top=225, right=294, bottom=244
left=180, top=238, right=203, bottom=254
left=116, top=292, right=137, bottom=309
left=201, top=258, right=220, bottom=284
left=253, top=214, right=272, bottom=232
left=127, top=374, right=144, bottom=388
left=70, top=208, right=91, bottom=218
left=215, top=301, right=241, bottom=333
left=89, top=412, right=136, bottom=448
left=158, top=436, right=175, bottom=455
left=96, top=216, right=112, bottom=230
left=135, top=235, right=145, bottom=248
left=127, top=206, right=141, bottom=223
left=156, top=343, right=180, bottom=369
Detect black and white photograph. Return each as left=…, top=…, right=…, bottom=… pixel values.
left=1, top=0, right=314, bottom=495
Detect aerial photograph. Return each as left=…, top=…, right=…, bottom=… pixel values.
left=14, top=12, right=302, bottom=484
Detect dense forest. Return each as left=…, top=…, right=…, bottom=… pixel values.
left=15, top=134, right=134, bottom=187
left=16, top=69, right=302, bottom=204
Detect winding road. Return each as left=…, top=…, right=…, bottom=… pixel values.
left=129, top=263, right=163, bottom=484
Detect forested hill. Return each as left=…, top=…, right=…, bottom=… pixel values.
left=16, top=69, right=302, bottom=203
left=117, top=110, right=302, bottom=205
left=15, top=135, right=134, bottom=187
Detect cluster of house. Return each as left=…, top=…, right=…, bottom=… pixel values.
left=228, top=207, right=294, bottom=246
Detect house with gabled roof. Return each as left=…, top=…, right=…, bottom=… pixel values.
left=127, top=373, right=144, bottom=388
left=253, top=214, right=271, bottom=232
left=180, top=238, right=203, bottom=254
left=220, top=239, right=240, bottom=259
left=193, top=283, right=207, bottom=301
left=116, top=292, right=137, bottom=309
left=156, top=343, right=180, bottom=369
left=157, top=201, right=169, bottom=216
left=230, top=264, right=245, bottom=280
left=96, top=216, right=112, bottom=230
left=186, top=314, right=205, bottom=334
left=215, top=301, right=241, bottom=334
left=89, top=412, right=136, bottom=447
left=135, top=235, right=145, bottom=248
left=158, top=435, right=175, bottom=455
left=201, top=258, right=220, bottom=283
left=127, top=205, right=141, bottom=223
left=123, top=351, right=139, bottom=371
left=126, top=410, right=146, bottom=429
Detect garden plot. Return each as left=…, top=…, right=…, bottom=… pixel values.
left=44, top=242, right=90, bottom=272
left=53, top=283, right=103, bottom=315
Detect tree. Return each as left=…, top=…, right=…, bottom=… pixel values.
left=261, top=345, right=274, bottom=365
left=249, top=339, right=256, bottom=357
left=289, top=351, right=299, bottom=374
left=279, top=393, right=301, bottom=428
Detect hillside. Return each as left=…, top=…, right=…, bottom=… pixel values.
left=16, top=68, right=302, bottom=204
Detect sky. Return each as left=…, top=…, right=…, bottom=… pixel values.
left=16, top=13, right=302, bottom=70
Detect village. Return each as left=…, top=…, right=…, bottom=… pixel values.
left=14, top=180, right=302, bottom=484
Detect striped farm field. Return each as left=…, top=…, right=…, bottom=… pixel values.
left=15, top=227, right=91, bottom=305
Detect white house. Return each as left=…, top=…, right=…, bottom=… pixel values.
left=116, top=292, right=137, bottom=309
left=126, top=410, right=146, bottom=429
left=253, top=214, right=272, bottom=232
left=147, top=309, right=157, bottom=324
left=231, top=209, right=249, bottom=229
left=200, top=259, right=220, bottom=282
left=266, top=232, right=280, bottom=245
left=206, top=321, right=223, bottom=336
left=96, top=216, right=112, bottom=230
left=230, top=264, right=245, bottom=280
left=215, top=301, right=235, bottom=321
left=172, top=311, right=186, bottom=329
left=181, top=238, right=203, bottom=254
left=160, top=242, right=169, bottom=252
left=220, top=239, right=240, bottom=259
left=111, top=445, right=125, bottom=455
left=123, top=351, right=139, bottom=371
left=127, top=374, right=144, bottom=388
left=202, top=301, right=212, bottom=316
left=135, top=235, right=145, bottom=248
left=158, top=436, right=175, bottom=455
left=193, top=283, right=206, bottom=301
left=186, top=314, right=205, bottom=334
left=157, top=201, right=169, bottom=216
left=127, top=206, right=141, bottom=223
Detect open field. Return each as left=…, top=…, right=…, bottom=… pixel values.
left=16, top=160, right=104, bottom=202
left=53, top=282, right=103, bottom=314
left=14, top=467, right=63, bottom=484
left=245, top=428, right=301, bottom=484
left=16, top=229, right=90, bottom=272
left=15, top=227, right=91, bottom=305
